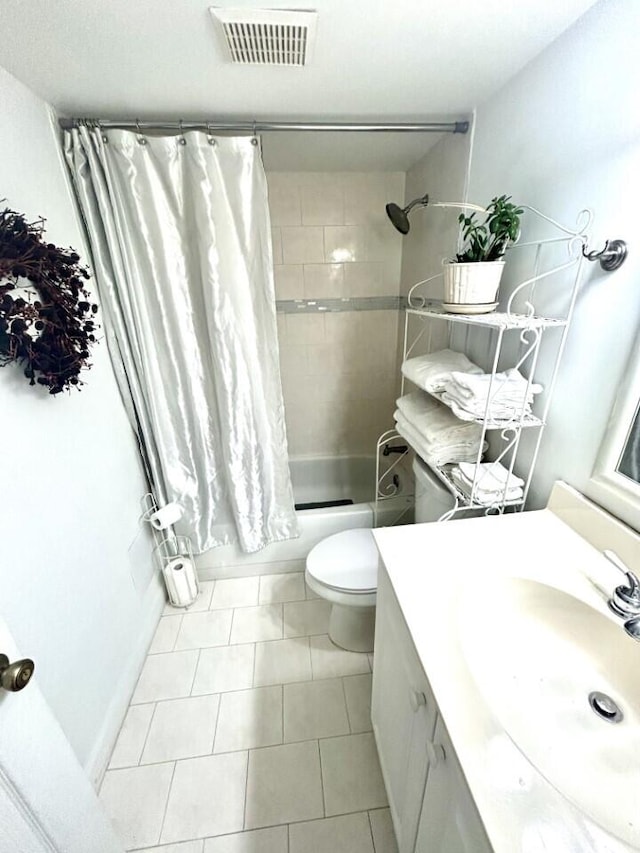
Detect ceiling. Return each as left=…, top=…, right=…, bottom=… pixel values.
left=1, top=0, right=598, bottom=171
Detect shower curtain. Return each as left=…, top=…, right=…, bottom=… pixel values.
left=64, top=127, right=298, bottom=553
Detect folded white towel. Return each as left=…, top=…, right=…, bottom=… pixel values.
left=450, top=461, right=524, bottom=505
left=394, top=411, right=487, bottom=467
left=396, top=392, right=484, bottom=445
left=442, top=368, right=542, bottom=423
left=401, top=349, right=483, bottom=394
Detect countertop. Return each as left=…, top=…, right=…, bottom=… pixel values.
left=372, top=487, right=640, bottom=853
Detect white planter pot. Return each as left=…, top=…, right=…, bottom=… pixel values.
left=443, top=260, right=505, bottom=306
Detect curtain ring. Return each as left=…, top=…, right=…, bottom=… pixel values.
left=136, top=119, right=147, bottom=145
left=251, top=120, right=258, bottom=145
left=178, top=120, right=187, bottom=146
left=207, top=123, right=216, bottom=146
left=97, top=119, right=108, bottom=144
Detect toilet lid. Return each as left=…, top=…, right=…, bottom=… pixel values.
left=307, top=528, right=378, bottom=593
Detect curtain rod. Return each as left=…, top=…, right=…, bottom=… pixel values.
left=58, top=118, right=470, bottom=134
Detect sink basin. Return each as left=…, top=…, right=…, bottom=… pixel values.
left=459, top=577, right=640, bottom=848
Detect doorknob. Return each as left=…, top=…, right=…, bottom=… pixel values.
left=0, top=653, right=35, bottom=692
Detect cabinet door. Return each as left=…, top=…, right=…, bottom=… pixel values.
left=372, top=567, right=437, bottom=853
left=415, top=716, right=493, bottom=853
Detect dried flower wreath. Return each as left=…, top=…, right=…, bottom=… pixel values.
left=0, top=206, right=98, bottom=394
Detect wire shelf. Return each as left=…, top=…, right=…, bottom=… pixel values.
left=405, top=304, right=567, bottom=330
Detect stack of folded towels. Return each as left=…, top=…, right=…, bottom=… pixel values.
left=402, top=349, right=542, bottom=424
left=449, top=461, right=524, bottom=505
left=394, top=391, right=486, bottom=467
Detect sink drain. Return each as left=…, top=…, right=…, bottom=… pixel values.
left=588, top=691, right=623, bottom=723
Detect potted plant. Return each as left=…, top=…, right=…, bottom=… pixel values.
left=443, top=195, right=523, bottom=313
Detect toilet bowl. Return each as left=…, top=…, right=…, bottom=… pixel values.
left=305, top=458, right=457, bottom=653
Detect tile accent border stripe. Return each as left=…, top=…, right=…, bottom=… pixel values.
left=276, top=296, right=407, bottom=314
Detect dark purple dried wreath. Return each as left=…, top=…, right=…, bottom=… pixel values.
left=0, top=206, right=98, bottom=394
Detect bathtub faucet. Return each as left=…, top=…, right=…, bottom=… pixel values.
left=382, top=443, right=409, bottom=456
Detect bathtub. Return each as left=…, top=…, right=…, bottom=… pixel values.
left=195, top=454, right=412, bottom=580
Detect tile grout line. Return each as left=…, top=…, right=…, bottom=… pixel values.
left=188, top=648, right=202, bottom=697
left=242, top=747, right=251, bottom=831
left=340, top=676, right=353, bottom=734
left=366, top=809, right=377, bottom=853
left=155, top=759, right=178, bottom=848
left=171, top=613, right=184, bottom=652
left=137, top=701, right=159, bottom=766
left=317, top=738, right=327, bottom=819
left=210, top=690, right=222, bottom=756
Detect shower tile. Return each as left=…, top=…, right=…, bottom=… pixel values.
left=214, top=686, right=283, bottom=753
left=281, top=226, right=325, bottom=264
left=300, top=180, right=344, bottom=226
left=230, top=604, right=283, bottom=644
left=343, top=174, right=387, bottom=226
left=259, top=572, right=306, bottom=604
left=203, top=826, right=288, bottom=852
left=245, top=740, right=323, bottom=829
left=279, top=344, right=309, bottom=379
left=161, top=752, right=248, bottom=844
left=109, top=703, right=155, bottom=769
left=191, top=644, right=255, bottom=695
left=285, top=312, right=325, bottom=345
left=149, top=615, right=183, bottom=654
left=309, top=635, right=371, bottom=680
left=289, top=813, right=375, bottom=853
left=274, top=264, right=304, bottom=300
left=100, top=762, right=174, bottom=850
left=283, top=678, right=349, bottom=743
left=141, top=694, right=220, bottom=764
left=369, top=808, right=399, bottom=853
left=271, top=228, right=283, bottom=264
left=174, top=609, right=233, bottom=650
left=324, top=225, right=368, bottom=263
left=343, top=261, right=387, bottom=297
left=210, top=577, right=259, bottom=610
left=343, top=673, right=373, bottom=733
left=267, top=177, right=302, bottom=227
left=283, top=599, right=331, bottom=637
left=320, top=733, right=387, bottom=816
left=303, top=263, right=345, bottom=298
left=132, top=650, right=199, bottom=704
left=254, top=637, right=312, bottom=686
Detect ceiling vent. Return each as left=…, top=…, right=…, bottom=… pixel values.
left=209, top=8, right=318, bottom=67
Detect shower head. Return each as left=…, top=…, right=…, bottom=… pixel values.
left=385, top=194, right=487, bottom=235
left=385, top=193, right=429, bottom=234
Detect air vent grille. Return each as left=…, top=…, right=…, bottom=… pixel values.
left=210, top=8, right=318, bottom=66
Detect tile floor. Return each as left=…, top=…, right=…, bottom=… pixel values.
left=101, top=573, right=398, bottom=853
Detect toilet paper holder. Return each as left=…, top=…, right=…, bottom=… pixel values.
left=143, top=493, right=200, bottom=608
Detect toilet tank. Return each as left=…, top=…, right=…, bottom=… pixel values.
left=412, top=456, right=456, bottom=522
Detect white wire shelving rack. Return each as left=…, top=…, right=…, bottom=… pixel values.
left=375, top=206, right=593, bottom=524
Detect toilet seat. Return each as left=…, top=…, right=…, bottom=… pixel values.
left=306, top=528, right=378, bottom=594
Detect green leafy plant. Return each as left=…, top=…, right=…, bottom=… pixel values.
left=0, top=205, right=98, bottom=394
left=455, top=195, right=524, bottom=263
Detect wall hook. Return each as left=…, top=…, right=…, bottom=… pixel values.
left=582, top=239, right=628, bottom=272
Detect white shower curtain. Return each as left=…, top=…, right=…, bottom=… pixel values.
left=64, top=127, right=298, bottom=553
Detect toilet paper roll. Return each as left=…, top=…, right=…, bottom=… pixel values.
left=163, top=556, right=198, bottom=607
left=149, top=502, right=183, bottom=530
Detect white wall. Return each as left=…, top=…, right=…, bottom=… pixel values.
left=466, top=0, right=640, bottom=508
left=0, top=66, right=163, bottom=783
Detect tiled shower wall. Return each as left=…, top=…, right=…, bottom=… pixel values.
left=267, top=172, right=405, bottom=457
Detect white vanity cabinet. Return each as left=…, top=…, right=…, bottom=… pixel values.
left=372, top=567, right=437, bottom=853
left=372, top=563, right=492, bottom=853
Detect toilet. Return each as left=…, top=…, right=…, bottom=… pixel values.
left=305, top=457, right=456, bottom=652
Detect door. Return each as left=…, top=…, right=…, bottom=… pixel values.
left=415, top=716, right=493, bottom=853
left=0, top=617, right=123, bottom=853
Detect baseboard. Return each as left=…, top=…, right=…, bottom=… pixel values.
left=83, top=577, right=165, bottom=789
left=197, top=558, right=306, bottom=582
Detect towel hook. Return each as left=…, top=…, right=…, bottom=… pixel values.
left=582, top=239, right=628, bottom=272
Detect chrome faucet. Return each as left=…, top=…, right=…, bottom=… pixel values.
left=604, top=550, right=640, bottom=641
